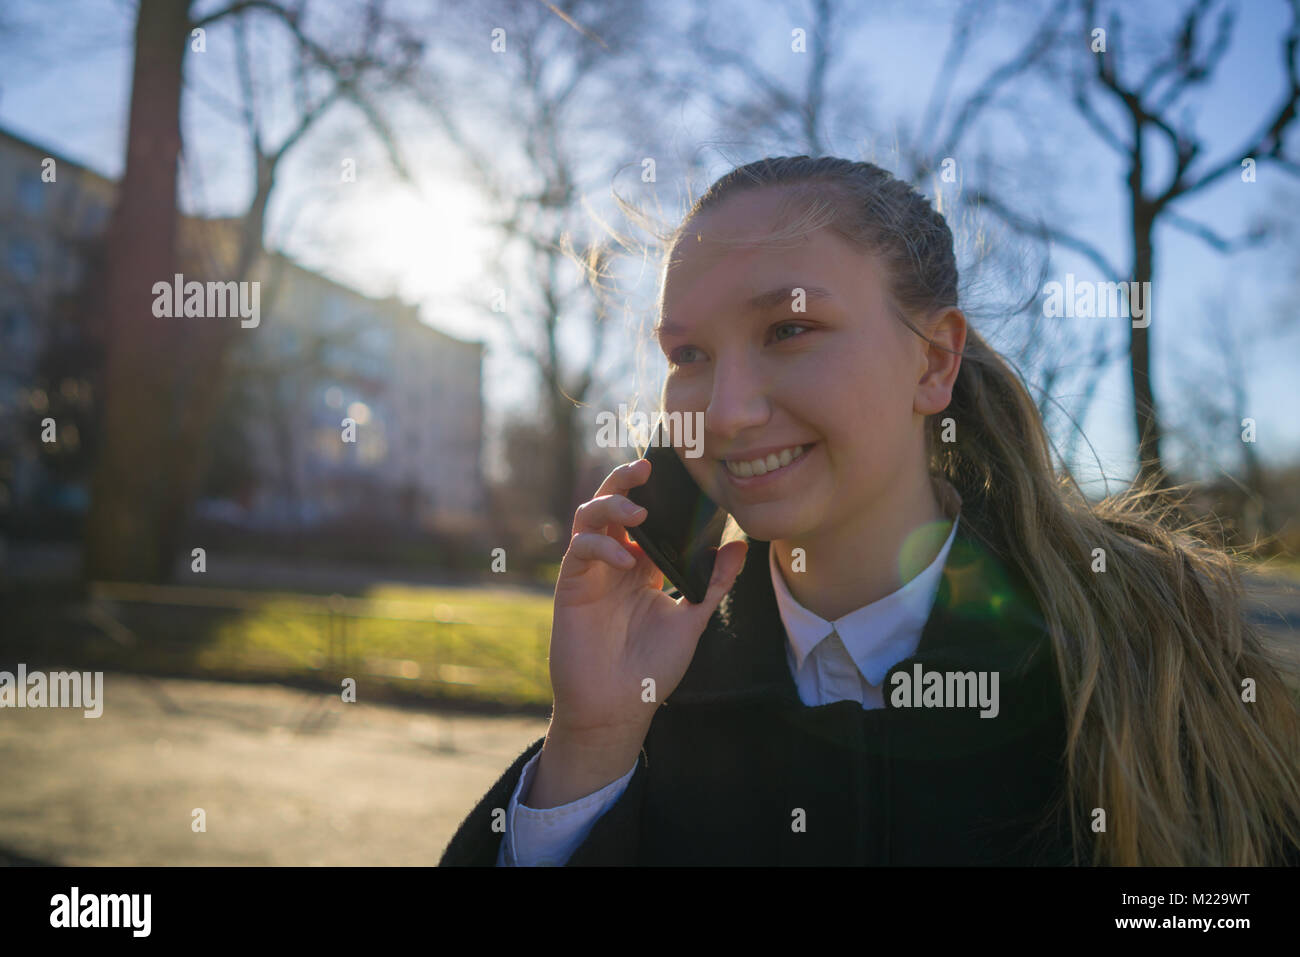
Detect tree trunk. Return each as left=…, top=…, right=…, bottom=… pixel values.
left=547, top=389, right=580, bottom=528
left=1129, top=201, right=1166, bottom=489
left=1240, top=433, right=1273, bottom=546
left=155, top=316, right=243, bottom=580
left=83, top=0, right=193, bottom=584
left=158, top=169, right=280, bottom=576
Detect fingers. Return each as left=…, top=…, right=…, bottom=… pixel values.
left=567, top=531, right=639, bottom=571
left=684, top=540, right=749, bottom=621
left=572, top=487, right=650, bottom=538
left=590, top=458, right=651, bottom=504
left=571, top=458, right=651, bottom=538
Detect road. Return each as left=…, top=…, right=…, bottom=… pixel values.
left=0, top=673, right=547, bottom=866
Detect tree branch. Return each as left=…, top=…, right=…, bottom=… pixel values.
left=917, top=0, right=984, bottom=152
left=1165, top=0, right=1300, bottom=200
left=1163, top=210, right=1270, bottom=251
left=970, top=187, right=1121, bottom=278
left=1071, top=71, right=1130, bottom=154
left=934, top=0, right=1069, bottom=160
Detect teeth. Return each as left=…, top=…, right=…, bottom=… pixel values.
left=725, top=444, right=806, bottom=478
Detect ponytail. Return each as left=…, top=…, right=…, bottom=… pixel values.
left=664, top=155, right=1300, bottom=864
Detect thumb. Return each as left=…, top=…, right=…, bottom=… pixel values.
left=688, top=540, right=749, bottom=622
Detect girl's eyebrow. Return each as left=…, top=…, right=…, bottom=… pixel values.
left=744, top=284, right=834, bottom=311
left=656, top=284, right=834, bottom=337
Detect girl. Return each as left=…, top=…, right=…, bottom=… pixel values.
left=440, top=156, right=1300, bottom=866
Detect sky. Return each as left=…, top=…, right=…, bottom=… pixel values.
left=1, top=0, right=1297, bottom=492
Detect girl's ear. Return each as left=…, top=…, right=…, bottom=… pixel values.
left=915, top=307, right=967, bottom=416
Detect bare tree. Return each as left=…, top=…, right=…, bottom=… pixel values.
left=897, top=0, right=1108, bottom=466
left=685, top=0, right=849, bottom=156
left=970, top=0, right=1300, bottom=488
left=1169, top=266, right=1300, bottom=544
left=409, top=0, right=669, bottom=526
left=84, top=0, right=424, bottom=583
left=83, top=0, right=192, bottom=583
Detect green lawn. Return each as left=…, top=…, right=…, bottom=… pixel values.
left=14, top=580, right=559, bottom=711
left=189, top=583, right=557, bottom=706
left=1254, top=558, right=1300, bottom=585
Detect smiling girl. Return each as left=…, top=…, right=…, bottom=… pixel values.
left=440, top=156, right=1300, bottom=866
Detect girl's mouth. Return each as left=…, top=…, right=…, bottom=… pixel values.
left=721, top=442, right=816, bottom=489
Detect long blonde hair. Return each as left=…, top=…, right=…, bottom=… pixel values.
left=618, top=155, right=1300, bottom=865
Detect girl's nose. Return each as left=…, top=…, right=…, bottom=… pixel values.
left=705, top=357, right=771, bottom=442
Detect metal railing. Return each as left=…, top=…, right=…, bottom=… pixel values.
left=87, top=580, right=552, bottom=700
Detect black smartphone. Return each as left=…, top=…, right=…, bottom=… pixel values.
left=625, top=421, right=727, bottom=603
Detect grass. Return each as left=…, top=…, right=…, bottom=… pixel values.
left=203, top=583, right=556, bottom=707
left=1255, top=558, right=1300, bottom=585
left=5, top=580, right=559, bottom=712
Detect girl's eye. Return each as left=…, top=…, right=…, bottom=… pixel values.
left=668, top=322, right=813, bottom=366
left=771, top=321, right=811, bottom=342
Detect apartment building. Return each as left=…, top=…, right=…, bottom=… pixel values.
left=0, top=126, right=485, bottom=537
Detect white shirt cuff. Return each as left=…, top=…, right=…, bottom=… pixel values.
left=497, top=750, right=638, bottom=866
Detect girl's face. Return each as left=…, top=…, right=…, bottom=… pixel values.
left=658, top=187, right=942, bottom=544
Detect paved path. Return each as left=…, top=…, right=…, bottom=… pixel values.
left=0, top=673, right=547, bottom=865
left=1246, top=573, right=1300, bottom=680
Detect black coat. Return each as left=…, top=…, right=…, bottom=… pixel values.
left=439, top=523, right=1078, bottom=866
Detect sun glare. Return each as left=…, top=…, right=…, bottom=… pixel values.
left=329, top=177, right=495, bottom=331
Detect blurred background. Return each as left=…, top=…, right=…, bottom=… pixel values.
left=0, top=0, right=1298, bottom=865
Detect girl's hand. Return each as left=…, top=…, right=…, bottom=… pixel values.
left=546, top=457, right=748, bottom=746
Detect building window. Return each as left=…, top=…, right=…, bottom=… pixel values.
left=18, top=175, right=45, bottom=216
left=322, top=299, right=345, bottom=329
left=2, top=311, right=34, bottom=355
left=6, top=240, right=39, bottom=282
left=63, top=252, right=84, bottom=288
left=80, top=202, right=111, bottom=237
left=276, top=326, right=300, bottom=357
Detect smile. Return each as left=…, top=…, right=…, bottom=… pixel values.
left=723, top=443, right=812, bottom=479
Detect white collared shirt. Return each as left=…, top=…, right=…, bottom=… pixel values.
left=773, top=516, right=959, bottom=710
left=494, top=492, right=962, bottom=866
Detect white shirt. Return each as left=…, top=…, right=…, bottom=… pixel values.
left=777, top=518, right=959, bottom=710
left=495, top=506, right=961, bottom=866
